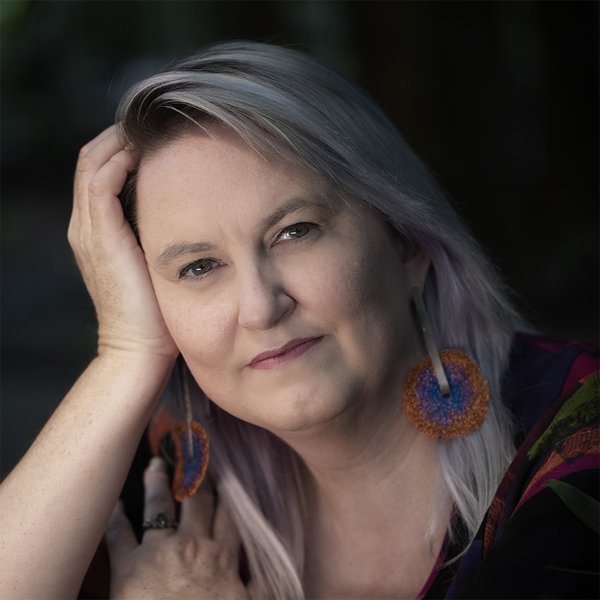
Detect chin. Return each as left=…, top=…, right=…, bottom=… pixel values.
left=250, top=384, right=358, bottom=436
left=200, top=365, right=363, bottom=435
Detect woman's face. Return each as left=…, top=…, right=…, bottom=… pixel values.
left=136, top=129, right=428, bottom=436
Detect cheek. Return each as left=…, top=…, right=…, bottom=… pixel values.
left=315, top=236, right=405, bottom=322
left=152, top=282, right=236, bottom=369
left=314, top=234, right=411, bottom=359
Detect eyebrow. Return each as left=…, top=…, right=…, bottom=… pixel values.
left=156, top=196, right=336, bottom=269
left=156, top=241, right=216, bottom=268
left=259, top=196, right=335, bottom=231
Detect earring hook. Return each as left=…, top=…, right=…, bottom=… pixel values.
left=410, top=284, right=450, bottom=397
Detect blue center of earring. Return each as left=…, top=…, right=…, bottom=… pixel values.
left=177, top=428, right=209, bottom=490
left=415, top=363, right=474, bottom=425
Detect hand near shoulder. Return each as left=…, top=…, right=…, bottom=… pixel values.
left=107, top=458, right=248, bottom=599
left=69, top=125, right=178, bottom=365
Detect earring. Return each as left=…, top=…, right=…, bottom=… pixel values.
left=402, top=285, right=489, bottom=440
left=171, top=357, right=210, bottom=501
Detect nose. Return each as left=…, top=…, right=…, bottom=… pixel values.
left=237, top=263, right=295, bottom=330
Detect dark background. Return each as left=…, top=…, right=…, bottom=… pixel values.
left=1, top=0, right=598, bottom=477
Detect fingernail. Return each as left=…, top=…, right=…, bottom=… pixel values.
left=148, top=456, right=164, bottom=471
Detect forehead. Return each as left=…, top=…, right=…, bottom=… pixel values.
left=135, top=128, right=340, bottom=223
left=138, top=128, right=307, bottom=195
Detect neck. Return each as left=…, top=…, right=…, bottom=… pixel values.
left=276, top=390, right=448, bottom=599
left=277, top=368, right=439, bottom=501
left=297, top=413, right=442, bottom=541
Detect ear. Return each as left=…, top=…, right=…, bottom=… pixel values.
left=406, top=249, right=430, bottom=290
left=396, top=237, right=431, bottom=289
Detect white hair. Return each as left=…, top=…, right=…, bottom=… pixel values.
left=117, top=41, right=520, bottom=598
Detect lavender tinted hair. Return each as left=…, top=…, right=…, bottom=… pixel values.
left=117, top=40, right=520, bottom=598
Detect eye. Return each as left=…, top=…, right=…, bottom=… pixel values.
left=178, top=258, right=219, bottom=279
left=276, top=222, right=317, bottom=242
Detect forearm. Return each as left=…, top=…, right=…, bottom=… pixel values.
left=0, top=353, right=173, bottom=599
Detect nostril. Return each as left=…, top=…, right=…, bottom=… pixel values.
left=237, top=284, right=295, bottom=330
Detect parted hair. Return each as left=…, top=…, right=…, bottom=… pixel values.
left=117, top=41, right=520, bottom=599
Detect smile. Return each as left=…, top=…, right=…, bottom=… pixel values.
left=248, top=336, right=324, bottom=370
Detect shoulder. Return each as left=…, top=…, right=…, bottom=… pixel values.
left=446, top=334, right=599, bottom=599
left=503, top=332, right=599, bottom=438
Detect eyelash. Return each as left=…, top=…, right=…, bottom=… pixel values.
left=178, top=258, right=221, bottom=280
left=274, top=221, right=318, bottom=243
left=178, top=222, right=319, bottom=280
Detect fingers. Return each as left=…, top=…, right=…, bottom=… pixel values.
left=75, top=124, right=125, bottom=189
left=106, top=501, right=137, bottom=566
left=212, top=496, right=242, bottom=554
left=181, top=482, right=241, bottom=547
left=89, top=149, right=138, bottom=200
left=73, top=125, right=122, bottom=219
left=87, top=149, right=138, bottom=244
left=143, top=457, right=177, bottom=540
left=79, top=124, right=123, bottom=158
left=109, top=459, right=242, bottom=591
left=179, top=480, right=215, bottom=537
left=70, top=125, right=136, bottom=248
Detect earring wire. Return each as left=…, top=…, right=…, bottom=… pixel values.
left=410, top=284, right=450, bottom=397
left=177, top=356, right=195, bottom=459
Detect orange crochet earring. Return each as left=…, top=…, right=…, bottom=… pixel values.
left=402, top=285, right=489, bottom=440
left=147, top=360, right=210, bottom=501
left=171, top=357, right=210, bottom=501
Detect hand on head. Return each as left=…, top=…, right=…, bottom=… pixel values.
left=68, top=125, right=178, bottom=364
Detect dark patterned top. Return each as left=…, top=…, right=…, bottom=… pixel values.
left=424, top=334, right=599, bottom=599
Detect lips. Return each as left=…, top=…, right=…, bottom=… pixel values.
left=248, top=336, right=323, bottom=370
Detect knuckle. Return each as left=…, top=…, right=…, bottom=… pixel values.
left=66, top=225, right=76, bottom=247
left=180, top=535, right=200, bottom=564
left=67, top=229, right=85, bottom=256
left=149, top=545, right=170, bottom=567
left=88, top=178, right=105, bottom=199
left=67, top=234, right=80, bottom=254
left=76, top=155, right=94, bottom=174
left=107, top=154, right=123, bottom=167
left=217, top=546, right=235, bottom=571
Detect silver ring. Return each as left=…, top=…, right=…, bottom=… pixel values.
left=142, top=512, right=178, bottom=530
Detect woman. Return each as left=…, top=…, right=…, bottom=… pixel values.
left=1, top=41, right=597, bottom=599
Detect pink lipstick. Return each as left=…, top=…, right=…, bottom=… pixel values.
left=248, top=336, right=323, bottom=370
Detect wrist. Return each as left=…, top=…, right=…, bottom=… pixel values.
left=97, top=322, right=179, bottom=364
left=97, top=331, right=178, bottom=365
left=94, top=346, right=177, bottom=381
left=73, top=352, right=175, bottom=433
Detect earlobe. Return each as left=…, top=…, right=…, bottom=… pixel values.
left=405, top=250, right=431, bottom=289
